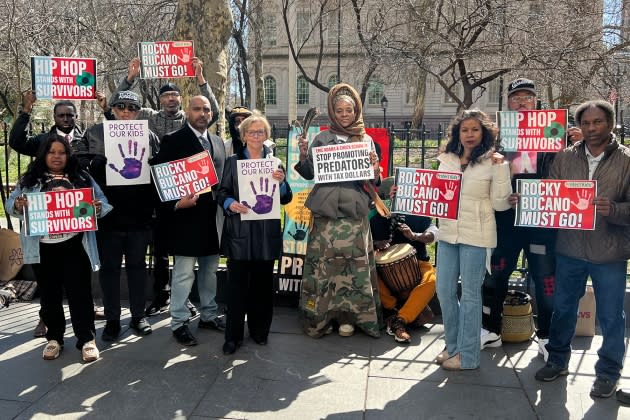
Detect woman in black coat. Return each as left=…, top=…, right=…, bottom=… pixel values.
left=218, top=113, right=292, bottom=355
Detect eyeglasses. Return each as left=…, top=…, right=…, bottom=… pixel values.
left=509, top=95, right=535, bottom=103
left=113, top=103, right=140, bottom=112
left=246, top=130, right=267, bottom=138
left=55, top=113, right=75, bottom=118
left=160, top=92, right=180, bottom=98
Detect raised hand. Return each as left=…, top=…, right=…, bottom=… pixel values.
left=127, top=57, right=141, bottom=82
left=241, top=176, right=277, bottom=214
left=570, top=190, right=591, bottom=211
left=288, top=220, right=309, bottom=240
left=108, top=140, right=146, bottom=179
left=298, top=134, right=308, bottom=162
left=440, top=181, right=458, bottom=201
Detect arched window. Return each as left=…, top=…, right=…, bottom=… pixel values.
left=327, top=74, right=339, bottom=89
left=367, top=81, right=384, bottom=105
left=297, top=76, right=309, bottom=105
left=264, top=76, right=277, bottom=105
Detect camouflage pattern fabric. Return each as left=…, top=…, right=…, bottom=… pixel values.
left=299, top=215, right=382, bottom=337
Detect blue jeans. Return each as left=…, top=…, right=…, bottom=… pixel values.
left=436, top=241, right=487, bottom=369
left=170, top=254, right=220, bottom=331
left=547, top=255, right=626, bottom=382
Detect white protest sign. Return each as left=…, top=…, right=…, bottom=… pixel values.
left=104, top=120, right=151, bottom=186
left=237, top=158, right=281, bottom=221
left=312, top=142, right=373, bottom=184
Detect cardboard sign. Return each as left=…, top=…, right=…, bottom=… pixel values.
left=150, top=151, right=217, bottom=201
left=31, top=56, right=97, bottom=100
left=392, top=168, right=462, bottom=220
left=275, top=253, right=304, bottom=294
left=104, top=121, right=151, bottom=186
left=312, top=142, right=373, bottom=183
left=237, top=158, right=281, bottom=221
left=498, top=109, right=568, bottom=152
left=25, top=188, right=97, bottom=236
left=575, top=286, right=596, bottom=337
left=138, top=41, right=195, bottom=79
left=515, top=179, right=596, bottom=230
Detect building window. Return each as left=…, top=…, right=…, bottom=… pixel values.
left=264, top=76, right=277, bottom=105
left=367, top=81, right=384, bottom=105
left=443, top=85, right=462, bottom=104
left=328, top=13, right=339, bottom=45
left=327, top=74, right=339, bottom=89
left=263, top=15, right=277, bottom=47
left=406, top=84, right=416, bottom=104
left=297, top=76, right=309, bottom=105
left=486, top=78, right=501, bottom=104
left=296, top=11, right=312, bottom=45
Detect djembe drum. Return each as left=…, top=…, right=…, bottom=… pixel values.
left=375, top=243, right=421, bottom=296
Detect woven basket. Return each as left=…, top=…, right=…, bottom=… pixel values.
left=501, top=290, right=535, bottom=343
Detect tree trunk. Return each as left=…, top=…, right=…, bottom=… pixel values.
left=173, top=0, right=233, bottom=138
left=411, top=69, right=428, bottom=129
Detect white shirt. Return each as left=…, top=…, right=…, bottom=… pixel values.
left=585, top=147, right=604, bottom=180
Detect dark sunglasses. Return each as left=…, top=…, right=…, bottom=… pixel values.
left=114, top=103, right=140, bottom=112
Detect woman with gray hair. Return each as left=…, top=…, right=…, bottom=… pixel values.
left=218, top=112, right=293, bottom=354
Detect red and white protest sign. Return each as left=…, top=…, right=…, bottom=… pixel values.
left=25, top=188, right=97, bottom=236
left=150, top=151, right=218, bottom=202
left=138, top=41, right=195, bottom=79
left=312, top=142, right=373, bottom=183
left=498, top=109, right=568, bottom=152
left=31, top=56, right=97, bottom=100
left=392, top=168, right=462, bottom=220
left=515, top=179, right=597, bottom=230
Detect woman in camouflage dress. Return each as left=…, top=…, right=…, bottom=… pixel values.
left=295, top=83, right=382, bottom=338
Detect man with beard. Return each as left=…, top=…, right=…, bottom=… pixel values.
left=151, top=96, right=226, bottom=346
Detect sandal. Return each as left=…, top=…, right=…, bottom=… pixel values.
left=81, top=340, right=100, bottom=363
left=42, top=340, right=62, bottom=360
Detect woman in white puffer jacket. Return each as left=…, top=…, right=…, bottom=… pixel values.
left=435, top=110, right=512, bottom=371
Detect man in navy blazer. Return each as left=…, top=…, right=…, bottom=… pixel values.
left=152, top=96, right=226, bottom=346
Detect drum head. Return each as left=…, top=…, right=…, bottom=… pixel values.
left=375, top=243, right=416, bottom=264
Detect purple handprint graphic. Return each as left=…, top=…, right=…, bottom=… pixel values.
left=109, top=140, right=146, bottom=179
left=241, top=177, right=276, bottom=214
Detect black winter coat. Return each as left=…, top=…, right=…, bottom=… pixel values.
left=218, top=146, right=293, bottom=261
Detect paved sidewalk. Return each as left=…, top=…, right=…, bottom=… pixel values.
left=1, top=300, right=629, bottom=420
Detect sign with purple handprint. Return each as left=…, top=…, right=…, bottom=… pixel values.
left=515, top=179, right=596, bottom=230
left=104, top=120, right=151, bottom=186
left=392, top=167, right=462, bottom=220
left=237, top=158, right=281, bottom=221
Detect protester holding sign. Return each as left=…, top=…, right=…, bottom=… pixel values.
left=151, top=96, right=227, bottom=347
left=294, top=83, right=382, bottom=338
left=7, top=135, right=112, bottom=362
left=534, top=100, right=630, bottom=399
left=218, top=113, right=292, bottom=354
left=83, top=90, right=160, bottom=342
left=103, top=55, right=219, bottom=318
left=435, top=110, right=512, bottom=371
left=370, top=198, right=438, bottom=344
left=481, top=78, right=582, bottom=360
left=104, top=56, right=219, bottom=136
left=9, top=90, right=88, bottom=159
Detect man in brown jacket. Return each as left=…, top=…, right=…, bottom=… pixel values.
left=534, top=100, right=630, bottom=399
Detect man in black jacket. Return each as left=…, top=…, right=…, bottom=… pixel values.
left=83, top=90, right=160, bottom=342
left=151, top=96, right=226, bottom=346
left=9, top=90, right=89, bottom=157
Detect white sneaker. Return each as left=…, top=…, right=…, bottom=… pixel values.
left=538, top=338, right=549, bottom=362
left=338, top=324, right=355, bottom=337
left=480, top=328, right=502, bottom=349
